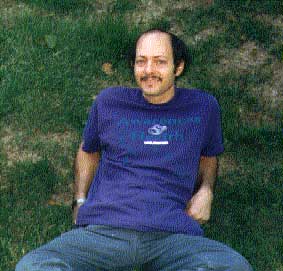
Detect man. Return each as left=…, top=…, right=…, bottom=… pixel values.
left=16, top=29, right=253, bottom=271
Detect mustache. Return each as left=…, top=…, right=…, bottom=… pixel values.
left=140, top=75, right=162, bottom=81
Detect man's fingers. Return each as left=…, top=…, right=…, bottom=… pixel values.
left=197, top=215, right=210, bottom=224
left=198, top=219, right=206, bottom=224
left=186, top=209, right=200, bottom=221
left=186, top=208, right=210, bottom=224
left=186, top=207, right=199, bottom=218
left=186, top=210, right=198, bottom=220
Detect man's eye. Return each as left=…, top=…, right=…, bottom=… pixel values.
left=157, top=60, right=166, bottom=64
left=135, top=60, right=145, bottom=65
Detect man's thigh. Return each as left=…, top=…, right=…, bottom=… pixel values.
left=142, top=234, right=253, bottom=271
left=16, top=225, right=136, bottom=271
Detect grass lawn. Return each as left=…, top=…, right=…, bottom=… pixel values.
left=0, top=0, right=282, bottom=270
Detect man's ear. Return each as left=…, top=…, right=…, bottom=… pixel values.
left=175, top=60, right=185, bottom=77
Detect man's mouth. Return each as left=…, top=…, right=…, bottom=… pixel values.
left=141, top=75, right=162, bottom=82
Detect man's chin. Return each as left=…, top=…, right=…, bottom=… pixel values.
left=142, top=89, right=160, bottom=96
left=140, top=85, right=160, bottom=94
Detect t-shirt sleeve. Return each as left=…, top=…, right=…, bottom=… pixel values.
left=82, top=100, right=101, bottom=153
left=201, top=98, right=224, bottom=156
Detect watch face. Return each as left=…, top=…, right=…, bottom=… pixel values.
left=77, top=198, right=86, bottom=204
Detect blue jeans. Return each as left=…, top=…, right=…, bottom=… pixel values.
left=16, top=225, right=253, bottom=271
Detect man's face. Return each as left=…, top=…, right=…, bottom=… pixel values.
left=134, top=32, right=183, bottom=100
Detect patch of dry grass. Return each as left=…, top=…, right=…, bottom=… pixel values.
left=1, top=127, right=42, bottom=166
left=123, top=0, right=212, bottom=28
left=0, top=1, right=33, bottom=28
left=259, top=62, right=283, bottom=109
left=219, top=42, right=271, bottom=73
left=0, top=125, right=78, bottom=173
left=187, top=27, right=219, bottom=45
left=0, top=125, right=79, bottom=206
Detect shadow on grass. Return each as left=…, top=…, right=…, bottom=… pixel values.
left=205, top=163, right=283, bottom=269
left=0, top=159, right=72, bottom=270
left=6, top=159, right=57, bottom=207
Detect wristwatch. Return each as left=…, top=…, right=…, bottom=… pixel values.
left=72, top=198, right=86, bottom=210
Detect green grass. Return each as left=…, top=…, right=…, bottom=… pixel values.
left=1, top=13, right=138, bottom=132
left=0, top=1, right=282, bottom=270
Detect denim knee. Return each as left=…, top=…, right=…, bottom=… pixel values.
left=227, top=251, right=253, bottom=271
left=15, top=253, right=32, bottom=271
left=15, top=252, right=71, bottom=271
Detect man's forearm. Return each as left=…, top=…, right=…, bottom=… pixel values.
left=74, top=143, right=100, bottom=199
left=197, top=156, right=218, bottom=192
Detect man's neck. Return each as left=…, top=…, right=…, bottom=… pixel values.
left=142, top=86, right=175, bottom=104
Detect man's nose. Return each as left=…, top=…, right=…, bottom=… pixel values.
left=144, top=61, right=155, bottom=73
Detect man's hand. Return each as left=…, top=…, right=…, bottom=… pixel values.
left=185, top=187, right=213, bottom=224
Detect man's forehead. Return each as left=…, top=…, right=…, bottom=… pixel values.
left=136, top=32, right=173, bottom=57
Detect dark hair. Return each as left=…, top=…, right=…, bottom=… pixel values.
left=128, top=28, right=190, bottom=76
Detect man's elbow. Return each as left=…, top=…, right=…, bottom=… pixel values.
left=200, top=155, right=217, bottom=163
left=78, top=143, right=100, bottom=161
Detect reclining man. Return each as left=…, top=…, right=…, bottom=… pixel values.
left=16, top=28, right=253, bottom=271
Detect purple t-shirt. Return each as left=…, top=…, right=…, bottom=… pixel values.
left=76, top=86, right=224, bottom=236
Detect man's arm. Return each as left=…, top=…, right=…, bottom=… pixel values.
left=73, top=143, right=100, bottom=223
left=186, top=156, right=218, bottom=224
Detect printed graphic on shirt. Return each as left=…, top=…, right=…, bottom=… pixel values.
left=146, top=124, right=168, bottom=144
left=148, top=124, right=167, bottom=135
left=111, top=115, right=202, bottom=176
left=116, top=116, right=201, bottom=145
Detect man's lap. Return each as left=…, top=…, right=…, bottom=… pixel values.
left=16, top=225, right=252, bottom=271
left=142, top=233, right=252, bottom=271
left=16, top=225, right=136, bottom=271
